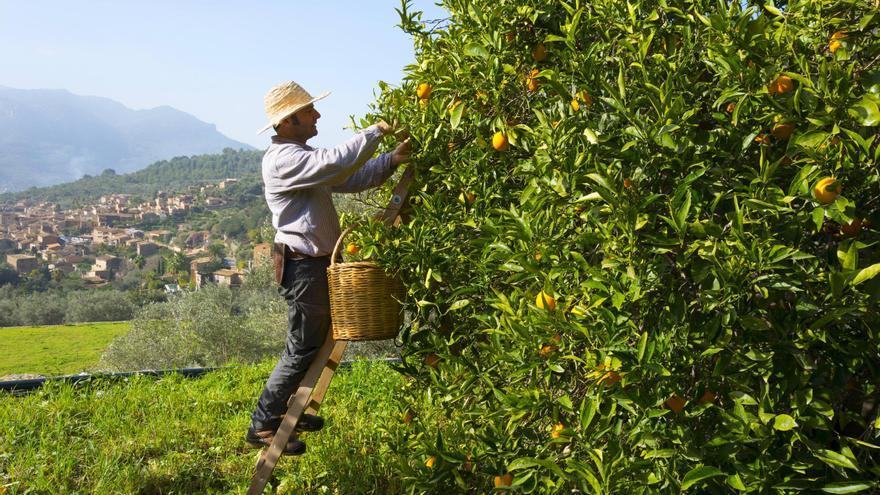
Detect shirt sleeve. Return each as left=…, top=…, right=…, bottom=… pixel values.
left=330, top=152, right=395, bottom=193
left=264, top=126, right=384, bottom=194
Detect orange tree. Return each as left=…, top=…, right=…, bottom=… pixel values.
left=355, top=0, right=880, bottom=492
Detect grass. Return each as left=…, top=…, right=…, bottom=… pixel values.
left=0, top=322, right=131, bottom=378
left=0, top=360, right=409, bottom=494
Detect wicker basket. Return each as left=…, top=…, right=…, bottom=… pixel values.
left=327, top=226, right=405, bottom=341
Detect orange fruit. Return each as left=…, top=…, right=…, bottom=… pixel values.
left=492, top=131, right=509, bottom=151
left=829, top=39, right=842, bottom=53
left=539, top=344, right=559, bottom=358
left=536, top=290, right=556, bottom=310
left=550, top=422, right=565, bottom=439
left=345, top=243, right=359, bottom=255
left=416, top=83, right=432, bottom=99
left=532, top=43, right=547, bottom=62
left=623, top=178, right=632, bottom=189
left=578, top=90, right=593, bottom=108
left=424, top=353, right=441, bottom=368
left=768, top=74, right=794, bottom=95
left=534, top=250, right=542, bottom=262
left=830, top=31, right=846, bottom=53
left=841, top=217, right=862, bottom=237
left=598, top=370, right=621, bottom=387
left=813, top=177, right=840, bottom=204
left=570, top=99, right=580, bottom=112
left=754, top=133, right=770, bottom=145
left=425, top=456, right=436, bottom=468
left=494, top=473, right=513, bottom=488
left=526, top=69, right=540, bottom=92
left=698, top=391, right=717, bottom=404
left=771, top=122, right=795, bottom=140
left=726, top=102, right=736, bottom=113
left=665, top=393, right=686, bottom=413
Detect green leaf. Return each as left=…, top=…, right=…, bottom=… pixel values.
left=837, top=240, right=858, bottom=271
left=763, top=3, right=784, bottom=16
left=852, top=263, right=880, bottom=286
left=821, top=482, right=876, bottom=494
left=583, top=128, right=598, bottom=144
left=449, top=100, right=464, bottom=130
left=848, top=95, right=880, bottom=126
left=814, top=449, right=860, bottom=471
left=447, top=299, right=471, bottom=311
left=580, top=395, right=597, bottom=430
left=773, top=414, right=798, bottom=431
left=637, top=331, right=648, bottom=363
left=727, top=474, right=747, bottom=491
left=681, top=465, right=724, bottom=490
left=812, top=207, right=825, bottom=232
left=463, top=43, right=490, bottom=59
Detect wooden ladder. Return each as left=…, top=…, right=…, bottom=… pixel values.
left=248, top=165, right=415, bottom=494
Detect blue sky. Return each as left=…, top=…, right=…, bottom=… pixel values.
left=0, top=1, right=447, bottom=149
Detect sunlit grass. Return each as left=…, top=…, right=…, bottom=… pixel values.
left=0, top=360, right=408, bottom=494
left=0, top=322, right=130, bottom=377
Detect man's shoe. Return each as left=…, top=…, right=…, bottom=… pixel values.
left=295, top=413, right=324, bottom=432
left=245, top=428, right=306, bottom=455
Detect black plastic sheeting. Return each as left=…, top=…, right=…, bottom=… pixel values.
left=0, top=358, right=401, bottom=395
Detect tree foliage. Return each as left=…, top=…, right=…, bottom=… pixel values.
left=357, top=0, right=880, bottom=492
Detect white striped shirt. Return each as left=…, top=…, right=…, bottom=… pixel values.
left=261, top=125, right=394, bottom=257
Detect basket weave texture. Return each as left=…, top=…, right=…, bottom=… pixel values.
left=327, top=256, right=404, bottom=341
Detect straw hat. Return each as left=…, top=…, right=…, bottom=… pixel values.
left=257, top=81, right=330, bottom=134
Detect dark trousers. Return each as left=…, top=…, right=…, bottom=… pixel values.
left=250, top=256, right=332, bottom=432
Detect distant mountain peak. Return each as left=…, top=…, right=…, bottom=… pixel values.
left=0, top=85, right=253, bottom=192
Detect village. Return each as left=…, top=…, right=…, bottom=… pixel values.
left=0, top=178, right=271, bottom=292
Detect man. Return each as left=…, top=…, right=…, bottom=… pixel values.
left=247, top=80, right=410, bottom=454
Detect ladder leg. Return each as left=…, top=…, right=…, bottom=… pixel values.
left=305, top=340, right=348, bottom=415
left=248, top=335, right=342, bottom=495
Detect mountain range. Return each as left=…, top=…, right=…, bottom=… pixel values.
left=0, top=85, right=253, bottom=192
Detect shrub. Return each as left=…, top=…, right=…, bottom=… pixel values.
left=100, top=284, right=287, bottom=371
left=64, top=290, right=134, bottom=323
left=359, top=0, right=880, bottom=492
left=13, top=292, right=67, bottom=326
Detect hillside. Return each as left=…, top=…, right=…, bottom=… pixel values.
left=0, top=86, right=254, bottom=192
left=0, top=147, right=263, bottom=207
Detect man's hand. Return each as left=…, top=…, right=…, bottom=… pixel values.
left=391, top=138, right=412, bottom=167
left=376, top=120, right=394, bottom=135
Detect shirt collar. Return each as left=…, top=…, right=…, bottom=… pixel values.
left=271, top=135, right=312, bottom=149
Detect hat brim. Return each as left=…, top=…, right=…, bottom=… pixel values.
left=257, top=91, right=331, bottom=134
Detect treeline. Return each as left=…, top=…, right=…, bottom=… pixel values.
left=0, top=287, right=135, bottom=327
left=0, top=148, right=263, bottom=207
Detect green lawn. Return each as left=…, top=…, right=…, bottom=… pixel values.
left=0, top=322, right=130, bottom=378
left=0, top=361, right=409, bottom=494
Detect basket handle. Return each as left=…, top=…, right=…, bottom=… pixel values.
left=330, top=223, right=359, bottom=267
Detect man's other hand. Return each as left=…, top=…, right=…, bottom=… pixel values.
left=391, top=138, right=412, bottom=167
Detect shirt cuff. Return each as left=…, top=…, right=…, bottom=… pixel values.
left=364, top=125, right=385, bottom=141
